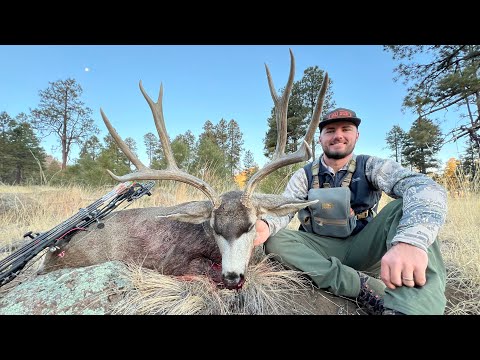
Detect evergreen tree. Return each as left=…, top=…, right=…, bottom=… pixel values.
left=0, top=118, right=46, bottom=184
left=215, top=118, right=229, bottom=155
left=384, top=45, right=480, bottom=151
left=0, top=112, right=14, bottom=179
left=30, top=78, right=99, bottom=169
left=193, top=136, right=228, bottom=179
left=263, top=66, right=334, bottom=160
left=0, top=111, right=14, bottom=136
left=298, top=66, right=336, bottom=159
left=97, top=134, right=131, bottom=178
left=243, top=150, right=257, bottom=170
left=461, top=137, right=480, bottom=177
left=385, top=125, right=407, bottom=164
left=242, top=149, right=258, bottom=182
left=402, top=118, right=443, bottom=173
left=143, top=132, right=159, bottom=167
left=124, top=137, right=137, bottom=169
left=80, top=135, right=103, bottom=161
left=226, top=119, right=244, bottom=176
left=170, top=131, right=196, bottom=169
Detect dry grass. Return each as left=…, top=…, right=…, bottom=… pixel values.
left=0, top=182, right=209, bottom=249
left=112, top=249, right=313, bottom=315
left=438, top=194, right=480, bottom=314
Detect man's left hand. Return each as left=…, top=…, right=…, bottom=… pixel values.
left=380, top=242, right=428, bottom=289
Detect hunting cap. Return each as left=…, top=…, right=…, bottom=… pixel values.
left=319, top=108, right=361, bottom=130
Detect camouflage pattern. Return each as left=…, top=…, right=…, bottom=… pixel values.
left=264, top=154, right=447, bottom=252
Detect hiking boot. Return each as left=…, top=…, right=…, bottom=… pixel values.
left=356, top=271, right=386, bottom=315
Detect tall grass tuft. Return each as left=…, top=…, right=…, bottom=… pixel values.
left=436, top=166, right=480, bottom=314
left=112, top=249, right=313, bottom=315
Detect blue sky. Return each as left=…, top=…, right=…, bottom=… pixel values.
left=0, top=45, right=464, bottom=169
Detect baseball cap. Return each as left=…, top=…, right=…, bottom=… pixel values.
left=319, top=108, right=361, bottom=130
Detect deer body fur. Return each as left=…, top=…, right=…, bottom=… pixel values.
left=38, top=207, right=223, bottom=283
left=38, top=191, right=316, bottom=289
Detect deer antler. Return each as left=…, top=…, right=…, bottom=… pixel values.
left=242, top=48, right=329, bottom=204
left=100, top=81, right=220, bottom=208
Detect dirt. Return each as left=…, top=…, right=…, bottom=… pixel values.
left=290, top=287, right=367, bottom=315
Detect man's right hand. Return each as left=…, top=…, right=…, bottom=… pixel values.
left=380, top=242, right=428, bottom=289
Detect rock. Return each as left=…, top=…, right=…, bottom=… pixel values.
left=0, top=261, right=132, bottom=315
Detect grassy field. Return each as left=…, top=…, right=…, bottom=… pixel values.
left=1, top=182, right=479, bottom=314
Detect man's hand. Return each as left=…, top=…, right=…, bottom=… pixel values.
left=254, top=219, right=270, bottom=247
left=380, top=242, right=428, bottom=289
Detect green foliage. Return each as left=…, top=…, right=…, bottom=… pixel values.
left=460, top=138, right=480, bottom=177
left=384, top=45, right=480, bottom=150
left=143, top=132, right=159, bottom=167
left=0, top=115, right=46, bottom=184
left=80, top=135, right=103, bottom=161
left=193, top=136, right=229, bottom=180
left=298, top=66, right=336, bottom=159
left=263, top=66, right=335, bottom=160
left=215, top=119, right=228, bottom=154
left=29, top=78, right=99, bottom=169
left=225, top=119, right=244, bottom=176
left=402, top=118, right=443, bottom=173
left=256, top=163, right=304, bottom=195
left=385, top=125, right=408, bottom=164
left=97, top=134, right=132, bottom=177
left=243, top=150, right=257, bottom=170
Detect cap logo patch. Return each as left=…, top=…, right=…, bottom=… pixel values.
left=326, top=110, right=353, bottom=120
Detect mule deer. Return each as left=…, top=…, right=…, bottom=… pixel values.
left=38, top=49, right=329, bottom=290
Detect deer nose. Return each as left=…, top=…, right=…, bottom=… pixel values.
left=222, top=272, right=245, bottom=290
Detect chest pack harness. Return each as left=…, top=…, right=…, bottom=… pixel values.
left=310, top=158, right=369, bottom=220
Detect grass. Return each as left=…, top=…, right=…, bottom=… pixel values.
left=112, top=250, right=313, bottom=315
left=1, top=176, right=479, bottom=314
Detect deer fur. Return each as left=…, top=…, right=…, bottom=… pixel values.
left=38, top=191, right=317, bottom=289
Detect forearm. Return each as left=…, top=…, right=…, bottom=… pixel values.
left=263, top=168, right=308, bottom=236
left=262, top=214, right=292, bottom=237
left=366, top=156, right=447, bottom=251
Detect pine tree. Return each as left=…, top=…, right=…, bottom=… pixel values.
left=30, top=78, right=99, bottom=169
left=402, top=118, right=443, bottom=173
left=385, top=125, right=407, bottom=164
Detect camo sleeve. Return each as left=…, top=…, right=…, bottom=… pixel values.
left=263, top=167, right=308, bottom=236
left=365, top=156, right=447, bottom=252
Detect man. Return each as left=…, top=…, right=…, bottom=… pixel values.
left=254, top=108, right=447, bottom=315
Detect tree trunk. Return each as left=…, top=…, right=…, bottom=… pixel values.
left=15, top=165, right=22, bottom=184
left=61, top=135, right=67, bottom=170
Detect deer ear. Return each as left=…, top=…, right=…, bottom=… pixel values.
left=154, top=201, right=213, bottom=224
left=251, top=194, right=318, bottom=217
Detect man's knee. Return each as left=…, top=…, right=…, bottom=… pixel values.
left=264, top=229, right=291, bottom=255
left=382, top=198, right=403, bottom=213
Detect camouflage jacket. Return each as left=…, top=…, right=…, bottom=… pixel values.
left=264, top=154, right=447, bottom=252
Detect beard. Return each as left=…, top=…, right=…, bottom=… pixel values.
left=322, top=145, right=354, bottom=160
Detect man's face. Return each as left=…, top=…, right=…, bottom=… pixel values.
left=319, top=121, right=359, bottom=160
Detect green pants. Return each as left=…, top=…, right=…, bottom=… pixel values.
left=264, top=199, right=447, bottom=315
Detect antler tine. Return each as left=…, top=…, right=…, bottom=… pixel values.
left=100, top=82, right=220, bottom=208
left=264, top=48, right=295, bottom=158
left=100, top=108, right=148, bottom=171
left=242, top=50, right=329, bottom=202
left=139, top=81, right=178, bottom=169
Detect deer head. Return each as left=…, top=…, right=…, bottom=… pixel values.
left=100, top=49, right=329, bottom=289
